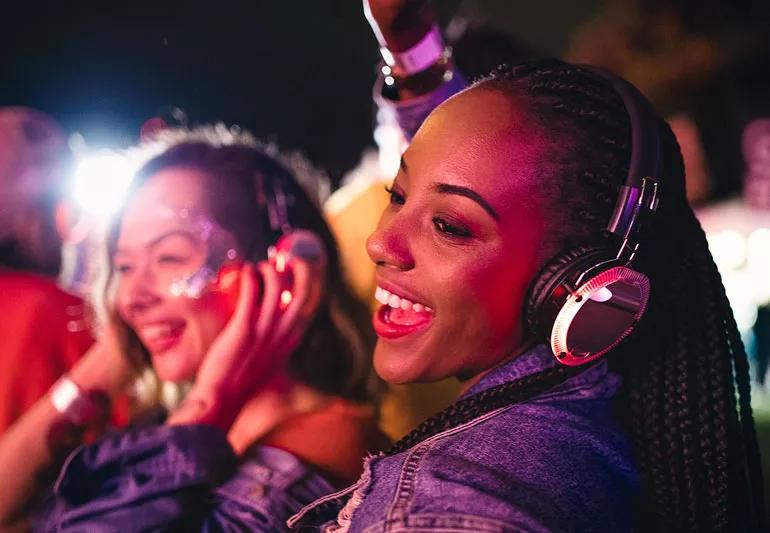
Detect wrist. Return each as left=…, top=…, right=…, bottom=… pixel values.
left=67, top=343, right=132, bottom=397
left=167, top=387, right=242, bottom=433
left=365, top=0, right=435, bottom=52
left=379, top=24, right=445, bottom=77
left=47, top=376, right=112, bottom=457
left=381, top=46, right=454, bottom=100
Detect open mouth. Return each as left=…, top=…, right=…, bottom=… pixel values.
left=139, top=320, right=186, bottom=354
left=372, top=286, right=434, bottom=339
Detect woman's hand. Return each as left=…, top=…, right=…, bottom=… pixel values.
left=363, top=0, right=435, bottom=52
left=168, top=255, right=324, bottom=433
left=68, top=325, right=135, bottom=398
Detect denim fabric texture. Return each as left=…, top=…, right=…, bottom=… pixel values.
left=289, top=345, right=639, bottom=532
left=34, top=424, right=334, bottom=532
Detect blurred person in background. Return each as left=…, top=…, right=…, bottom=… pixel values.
left=567, top=0, right=770, bottom=204
left=0, top=107, right=95, bottom=435
left=0, top=127, right=386, bottom=531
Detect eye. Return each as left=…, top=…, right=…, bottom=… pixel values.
left=157, top=254, right=188, bottom=265
left=385, top=185, right=405, bottom=206
left=114, top=263, right=133, bottom=275
left=432, top=216, right=471, bottom=238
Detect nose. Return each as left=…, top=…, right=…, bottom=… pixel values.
left=120, top=263, right=162, bottom=315
left=366, top=211, right=415, bottom=271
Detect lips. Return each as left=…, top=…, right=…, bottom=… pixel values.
left=137, top=320, right=186, bottom=354
left=372, top=284, right=433, bottom=339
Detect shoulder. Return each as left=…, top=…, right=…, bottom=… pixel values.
left=366, top=394, right=638, bottom=532
left=0, top=271, right=85, bottom=310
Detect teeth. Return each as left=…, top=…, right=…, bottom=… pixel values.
left=388, top=294, right=400, bottom=308
left=375, top=287, right=390, bottom=305
left=142, top=324, right=172, bottom=340
left=374, top=286, right=432, bottom=314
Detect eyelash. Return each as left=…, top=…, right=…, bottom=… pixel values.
left=432, top=216, right=471, bottom=238
left=157, top=254, right=187, bottom=264
left=385, top=185, right=472, bottom=239
left=384, top=185, right=405, bottom=206
left=114, top=264, right=133, bottom=274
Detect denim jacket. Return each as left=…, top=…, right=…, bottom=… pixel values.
left=34, top=424, right=336, bottom=532
left=35, top=346, right=637, bottom=532
left=289, top=345, right=639, bottom=532
left=36, top=70, right=638, bottom=532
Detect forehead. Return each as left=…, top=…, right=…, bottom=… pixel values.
left=405, top=87, right=546, bottom=212
left=118, top=167, right=213, bottom=249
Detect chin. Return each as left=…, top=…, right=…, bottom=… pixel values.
left=153, top=365, right=196, bottom=384
left=373, top=343, right=431, bottom=384
left=150, top=350, right=198, bottom=384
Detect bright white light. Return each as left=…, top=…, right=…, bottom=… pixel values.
left=72, top=152, right=135, bottom=220
left=589, top=286, right=613, bottom=303
left=707, top=230, right=747, bottom=271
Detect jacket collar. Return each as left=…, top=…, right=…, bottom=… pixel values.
left=462, top=344, right=619, bottom=400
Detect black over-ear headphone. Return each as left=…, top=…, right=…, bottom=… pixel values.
left=524, top=66, right=662, bottom=366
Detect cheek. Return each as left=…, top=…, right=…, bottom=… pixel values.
left=448, top=249, right=534, bottom=336
left=187, top=290, right=236, bottom=337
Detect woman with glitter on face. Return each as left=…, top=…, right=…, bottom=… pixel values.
left=0, top=126, right=386, bottom=531
left=24, top=1, right=767, bottom=530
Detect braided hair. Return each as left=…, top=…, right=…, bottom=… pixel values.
left=389, top=59, right=766, bottom=531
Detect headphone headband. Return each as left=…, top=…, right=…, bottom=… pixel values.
left=582, top=66, right=662, bottom=244
left=525, top=64, right=664, bottom=365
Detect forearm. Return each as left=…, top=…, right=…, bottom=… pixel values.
left=0, top=394, right=60, bottom=525
left=375, top=62, right=466, bottom=141
left=367, top=0, right=467, bottom=140
left=0, top=347, right=127, bottom=526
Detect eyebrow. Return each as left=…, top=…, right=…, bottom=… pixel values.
left=115, top=229, right=198, bottom=255
left=434, top=183, right=500, bottom=221
left=401, top=156, right=499, bottom=221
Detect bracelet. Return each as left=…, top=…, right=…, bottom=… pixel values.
left=50, top=376, right=81, bottom=414
left=379, top=24, right=446, bottom=76
left=50, top=375, right=110, bottom=426
left=47, top=376, right=111, bottom=456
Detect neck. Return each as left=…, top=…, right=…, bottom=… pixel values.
left=457, top=337, right=536, bottom=397
left=227, top=373, right=328, bottom=454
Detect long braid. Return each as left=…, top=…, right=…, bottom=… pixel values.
left=389, top=363, right=583, bottom=455
left=385, top=60, right=764, bottom=530
left=460, top=59, right=766, bottom=530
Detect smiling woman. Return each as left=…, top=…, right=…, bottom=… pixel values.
left=110, top=167, right=240, bottom=386
left=0, top=126, right=387, bottom=531
left=366, top=88, right=548, bottom=387
left=291, top=49, right=765, bottom=533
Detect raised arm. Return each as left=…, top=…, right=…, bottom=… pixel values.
left=37, top=256, right=331, bottom=531
left=365, top=0, right=467, bottom=140
left=0, top=333, right=132, bottom=530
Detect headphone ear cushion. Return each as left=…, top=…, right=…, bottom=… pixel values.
left=524, top=244, right=613, bottom=337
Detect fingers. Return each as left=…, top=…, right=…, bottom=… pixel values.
left=272, top=258, right=325, bottom=351
left=228, top=263, right=259, bottom=335
left=255, top=261, right=281, bottom=342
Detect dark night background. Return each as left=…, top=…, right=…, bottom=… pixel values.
left=0, top=1, right=602, bottom=185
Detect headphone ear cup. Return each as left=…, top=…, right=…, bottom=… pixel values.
left=524, top=245, right=613, bottom=338
left=550, top=265, right=650, bottom=365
